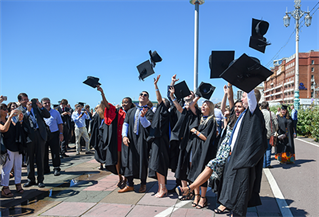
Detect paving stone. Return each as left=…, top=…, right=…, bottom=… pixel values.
left=41, top=201, right=96, bottom=216
left=82, top=203, right=134, bottom=217
left=64, top=191, right=111, bottom=203
left=170, top=207, right=214, bottom=217
left=126, top=204, right=168, bottom=217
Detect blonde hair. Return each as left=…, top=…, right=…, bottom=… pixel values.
left=200, top=100, right=215, bottom=126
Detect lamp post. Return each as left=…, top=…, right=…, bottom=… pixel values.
left=283, top=0, right=312, bottom=110
left=190, top=0, right=204, bottom=92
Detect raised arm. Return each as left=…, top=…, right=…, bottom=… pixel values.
left=169, top=86, right=183, bottom=113
left=227, top=83, right=234, bottom=110
left=154, top=75, right=162, bottom=104
left=0, top=110, right=16, bottom=132
left=189, top=96, right=200, bottom=115
left=97, top=85, right=110, bottom=109
left=220, top=85, right=228, bottom=115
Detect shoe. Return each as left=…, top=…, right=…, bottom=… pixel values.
left=38, top=182, right=45, bottom=188
left=75, top=153, right=80, bottom=156
left=59, top=155, right=64, bottom=159
left=266, top=165, right=274, bottom=168
left=139, top=184, right=146, bottom=193
left=62, top=153, right=69, bottom=157
left=214, top=206, right=229, bottom=214
left=118, top=186, right=134, bottom=193
left=192, top=194, right=201, bottom=207
left=196, top=196, right=208, bottom=209
left=85, top=151, right=93, bottom=154
left=23, top=181, right=36, bottom=187
left=54, top=169, right=61, bottom=176
left=1, top=187, right=14, bottom=198
left=15, top=183, right=24, bottom=194
left=154, top=184, right=168, bottom=198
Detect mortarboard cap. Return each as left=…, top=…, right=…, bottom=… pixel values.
left=174, top=80, right=191, bottom=100
left=219, top=53, right=273, bottom=93
left=209, top=51, right=235, bottom=78
left=281, top=105, right=288, bottom=110
left=137, top=60, right=155, bottom=81
left=196, top=82, right=216, bottom=99
left=78, top=102, right=85, bottom=107
left=149, top=50, right=162, bottom=67
left=52, top=104, right=59, bottom=108
left=249, top=18, right=271, bottom=53
left=83, top=76, right=101, bottom=88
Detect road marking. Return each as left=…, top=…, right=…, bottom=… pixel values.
left=154, top=200, right=190, bottom=217
left=264, top=168, right=293, bottom=217
left=295, top=138, right=319, bottom=147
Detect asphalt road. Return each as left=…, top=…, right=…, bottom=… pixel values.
left=269, top=138, right=319, bottom=217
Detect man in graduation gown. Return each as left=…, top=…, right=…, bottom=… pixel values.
left=119, top=91, right=154, bottom=193
left=218, top=89, right=267, bottom=216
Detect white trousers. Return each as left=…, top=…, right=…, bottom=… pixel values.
left=75, top=127, right=90, bottom=154
left=1, top=150, right=22, bottom=186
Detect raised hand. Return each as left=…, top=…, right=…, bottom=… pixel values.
left=171, top=74, right=179, bottom=85
left=154, top=75, right=161, bottom=86
left=140, top=108, right=148, bottom=117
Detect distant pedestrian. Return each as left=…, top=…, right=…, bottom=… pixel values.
left=57, top=99, right=72, bottom=157
left=261, top=101, right=278, bottom=168
left=290, top=105, right=298, bottom=137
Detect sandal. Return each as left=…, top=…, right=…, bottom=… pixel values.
left=16, top=183, right=24, bottom=194
left=196, top=196, right=208, bottom=209
left=1, top=187, right=14, bottom=198
left=214, top=205, right=228, bottom=214
left=192, top=194, right=201, bottom=207
left=175, top=186, right=190, bottom=197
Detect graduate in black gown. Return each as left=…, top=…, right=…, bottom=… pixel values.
left=119, top=91, right=154, bottom=193
left=148, top=75, right=171, bottom=198
left=275, top=105, right=295, bottom=164
left=187, top=99, right=218, bottom=209
left=90, top=85, right=118, bottom=175
left=218, top=89, right=267, bottom=216
left=169, top=86, right=200, bottom=199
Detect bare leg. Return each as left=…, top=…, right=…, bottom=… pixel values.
left=181, top=166, right=213, bottom=194
left=155, top=172, right=167, bottom=198
left=192, top=187, right=200, bottom=206
left=196, top=186, right=207, bottom=208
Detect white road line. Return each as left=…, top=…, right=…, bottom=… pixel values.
left=264, top=168, right=293, bottom=217
left=295, top=138, right=319, bottom=147
left=154, top=200, right=190, bottom=217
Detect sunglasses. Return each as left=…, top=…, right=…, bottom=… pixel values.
left=139, top=93, right=148, bottom=97
left=1, top=108, right=8, bottom=111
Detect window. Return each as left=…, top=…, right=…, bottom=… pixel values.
left=312, top=75, right=314, bottom=79
left=311, top=92, right=313, bottom=97
left=311, top=67, right=314, bottom=72
left=312, top=60, right=315, bottom=65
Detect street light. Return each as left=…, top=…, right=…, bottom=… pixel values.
left=283, top=0, right=312, bottom=110
left=190, top=0, right=204, bottom=92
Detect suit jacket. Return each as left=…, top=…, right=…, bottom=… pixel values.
left=18, top=105, right=51, bottom=142
left=57, top=106, right=72, bottom=132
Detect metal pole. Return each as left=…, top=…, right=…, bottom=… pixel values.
left=193, top=1, right=199, bottom=92
left=294, top=17, right=300, bottom=110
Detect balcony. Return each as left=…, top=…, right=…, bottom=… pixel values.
left=284, top=80, right=294, bottom=86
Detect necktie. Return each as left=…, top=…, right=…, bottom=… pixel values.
left=133, top=106, right=147, bottom=135
left=29, top=108, right=38, bottom=129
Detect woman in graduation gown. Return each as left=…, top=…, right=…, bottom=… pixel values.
left=187, top=98, right=218, bottom=209
left=147, top=75, right=171, bottom=197
left=169, top=86, right=200, bottom=199
left=275, top=105, right=295, bottom=164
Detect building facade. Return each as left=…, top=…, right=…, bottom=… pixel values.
left=264, top=50, right=319, bottom=106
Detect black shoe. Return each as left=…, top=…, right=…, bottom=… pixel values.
left=266, top=165, right=274, bottom=168
left=85, top=151, right=93, bottom=154
left=54, top=169, right=60, bottom=176
left=38, top=182, right=45, bottom=188
left=62, top=153, right=69, bottom=157
left=23, top=181, right=36, bottom=187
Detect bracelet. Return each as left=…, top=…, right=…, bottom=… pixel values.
left=227, top=86, right=232, bottom=88
left=198, top=132, right=201, bottom=137
left=60, top=132, right=63, bottom=135
left=172, top=98, right=176, bottom=102
left=155, top=89, right=159, bottom=91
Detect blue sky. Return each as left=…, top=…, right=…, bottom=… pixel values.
left=1, top=0, right=318, bottom=108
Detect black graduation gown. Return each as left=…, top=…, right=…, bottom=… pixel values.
left=168, top=106, right=182, bottom=172
left=275, top=115, right=295, bottom=154
left=187, top=117, right=218, bottom=183
left=218, top=108, right=267, bottom=216
left=90, top=112, right=118, bottom=174
left=148, top=102, right=170, bottom=179
left=121, top=107, right=154, bottom=179
left=172, top=107, right=200, bottom=181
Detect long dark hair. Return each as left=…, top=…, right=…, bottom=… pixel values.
left=228, top=100, right=242, bottom=130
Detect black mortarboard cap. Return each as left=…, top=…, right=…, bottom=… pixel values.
left=78, top=102, right=85, bottom=107
left=83, top=76, right=101, bottom=88
left=219, top=53, right=273, bottom=93
left=281, top=105, right=288, bottom=110
left=174, top=80, right=191, bottom=100
left=52, top=104, right=59, bottom=108
left=137, top=60, right=155, bottom=81
left=196, top=82, right=216, bottom=99
left=209, top=51, right=235, bottom=78
left=149, top=50, right=162, bottom=67
left=249, top=18, right=271, bottom=53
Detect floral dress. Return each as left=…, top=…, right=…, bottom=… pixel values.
left=207, top=126, right=232, bottom=180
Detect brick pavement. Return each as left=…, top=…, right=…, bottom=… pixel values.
left=1, top=144, right=282, bottom=217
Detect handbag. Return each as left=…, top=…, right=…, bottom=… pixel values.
left=269, top=111, right=277, bottom=147
left=0, top=133, right=9, bottom=166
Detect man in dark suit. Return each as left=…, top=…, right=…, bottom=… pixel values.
left=57, top=99, right=71, bottom=158
left=17, top=93, right=50, bottom=188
